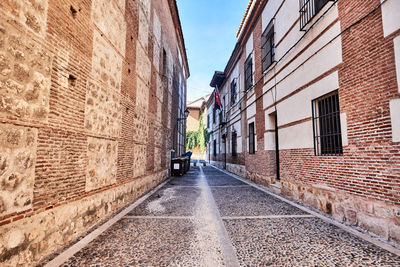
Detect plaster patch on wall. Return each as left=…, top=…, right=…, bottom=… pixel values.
left=0, top=20, right=51, bottom=121
left=390, top=99, right=400, bottom=142
left=92, top=30, right=122, bottom=92
left=132, top=107, right=148, bottom=143
left=91, top=0, right=126, bottom=55
left=84, top=80, right=121, bottom=137
left=138, top=0, right=150, bottom=18
left=0, top=0, right=48, bottom=37
left=154, top=147, right=161, bottom=171
left=153, top=10, right=161, bottom=45
left=0, top=124, right=37, bottom=216
left=136, top=77, right=149, bottom=112
left=381, top=0, right=400, bottom=37
left=138, top=8, right=148, bottom=52
left=86, top=137, right=118, bottom=192
left=394, top=36, right=400, bottom=93
left=136, top=43, right=151, bottom=85
left=133, top=144, right=146, bottom=177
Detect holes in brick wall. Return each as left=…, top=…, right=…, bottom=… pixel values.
left=68, top=74, right=77, bottom=87
left=131, top=36, right=134, bottom=42
left=128, top=69, right=131, bottom=74
left=70, top=6, right=78, bottom=18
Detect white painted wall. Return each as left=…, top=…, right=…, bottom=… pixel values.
left=394, top=36, right=400, bottom=93
left=246, top=94, right=256, bottom=118
left=246, top=33, right=254, bottom=58
left=381, top=0, right=400, bottom=37
left=390, top=99, right=400, bottom=142
left=279, top=120, right=314, bottom=150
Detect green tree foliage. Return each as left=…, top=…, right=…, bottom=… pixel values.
left=186, top=112, right=208, bottom=152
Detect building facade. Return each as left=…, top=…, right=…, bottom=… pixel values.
left=0, top=0, right=188, bottom=265
left=207, top=0, right=400, bottom=243
left=186, top=94, right=210, bottom=159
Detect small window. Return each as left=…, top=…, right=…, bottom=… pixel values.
left=207, top=114, right=210, bottom=128
left=213, top=139, right=217, bottom=156
left=312, top=90, right=342, bottom=156
left=213, top=108, right=216, bottom=124
left=162, top=49, right=167, bottom=76
left=249, top=122, right=255, bottom=154
left=232, top=132, right=237, bottom=156
left=230, top=80, right=237, bottom=105
left=299, top=0, right=332, bottom=31
left=244, top=55, right=253, bottom=91
left=262, top=21, right=275, bottom=72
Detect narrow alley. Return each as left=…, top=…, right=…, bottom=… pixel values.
left=43, top=166, right=400, bottom=266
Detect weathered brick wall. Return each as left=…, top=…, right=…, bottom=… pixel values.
left=0, top=0, right=188, bottom=265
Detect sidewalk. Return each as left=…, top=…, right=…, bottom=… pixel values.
left=43, top=166, right=400, bottom=266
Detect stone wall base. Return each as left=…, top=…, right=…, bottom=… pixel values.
left=0, top=170, right=168, bottom=266
left=281, top=181, right=400, bottom=244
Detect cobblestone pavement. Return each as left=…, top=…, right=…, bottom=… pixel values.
left=50, top=166, right=400, bottom=266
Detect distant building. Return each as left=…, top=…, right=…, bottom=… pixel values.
left=186, top=94, right=210, bottom=159
left=206, top=0, right=400, bottom=243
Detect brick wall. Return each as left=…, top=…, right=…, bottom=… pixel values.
left=0, top=0, right=188, bottom=265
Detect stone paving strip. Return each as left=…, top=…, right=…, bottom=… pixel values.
left=221, top=214, right=316, bottom=220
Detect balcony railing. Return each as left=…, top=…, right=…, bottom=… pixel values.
left=299, top=0, right=332, bottom=31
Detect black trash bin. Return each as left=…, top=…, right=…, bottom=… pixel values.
left=171, top=158, right=184, bottom=176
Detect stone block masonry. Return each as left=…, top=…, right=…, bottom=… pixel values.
left=0, top=0, right=189, bottom=266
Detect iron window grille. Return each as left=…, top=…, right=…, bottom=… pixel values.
left=262, top=21, right=275, bottom=72
left=244, top=55, right=253, bottom=91
left=299, top=0, right=332, bottom=31
left=312, top=90, right=343, bottom=156
left=231, top=80, right=237, bottom=105
left=232, top=132, right=237, bottom=156
left=249, top=122, right=255, bottom=154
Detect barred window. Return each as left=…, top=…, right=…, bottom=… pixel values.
left=231, top=79, right=237, bottom=105
left=232, top=132, right=237, bottom=156
left=244, top=55, right=253, bottom=91
left=312, top=90, right=343, bottom=156
left=262, top=21, right=275, bottom=72
left=249, top=122, right=255, bottom=154
left=299, top=0, right=332, bottom=31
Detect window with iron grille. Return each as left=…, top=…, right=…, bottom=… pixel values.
left=213, top=139, right=217, bottom=156
left=262, top=21, right=275, bottom=72
left=244, top=55, right=253, bottom=91
left=299, top=0, right=332, bottom=31
left=249, top=122, right=255, bottom=154
left=231, top=79, right=237, bottom=105
left=232, top=132, right=237, bottom=156
left=312, top=90, right=343, bottom=156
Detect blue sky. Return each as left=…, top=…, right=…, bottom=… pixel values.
left=177, top=0, right=250, bottom=101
